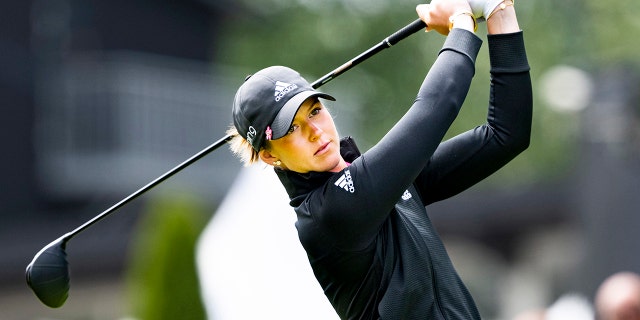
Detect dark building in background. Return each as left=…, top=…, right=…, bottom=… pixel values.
left=1, top=0, right=239, bottom=287
left=1, top=2, right=38, bottom=218
left=577, top=67, right=640, bottom=295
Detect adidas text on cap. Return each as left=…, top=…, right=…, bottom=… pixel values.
left=232, top=66, right=336, bottom=151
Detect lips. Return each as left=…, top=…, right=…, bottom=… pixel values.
left=315, top=141, right=331, bottom=156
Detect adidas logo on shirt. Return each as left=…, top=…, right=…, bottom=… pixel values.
left=334, top=170, right=355, bottom=194
left=274, top=81, right=298, bottom=102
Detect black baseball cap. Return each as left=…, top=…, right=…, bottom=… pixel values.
left=232, top=66, right=336, bottom=151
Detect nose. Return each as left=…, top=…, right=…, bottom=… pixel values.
left=307, top=119, right=323, bottom=141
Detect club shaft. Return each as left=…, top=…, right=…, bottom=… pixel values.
left=64, top=134, right=233, bottom=240
left=61, top=18, right=427, bottom=240
left=311, top=19, right=426, bottom=89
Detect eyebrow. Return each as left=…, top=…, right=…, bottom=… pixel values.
left=298, top=98, right=321, bottom=114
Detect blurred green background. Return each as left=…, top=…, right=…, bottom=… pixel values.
left=2, top=0, right=639, bottom=319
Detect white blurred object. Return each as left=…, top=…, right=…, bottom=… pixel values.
left=196, top=165, right=339, bottom=320
left=545, top=294, right=594, bottom=320
left=539, top=65, right=593, bottom=113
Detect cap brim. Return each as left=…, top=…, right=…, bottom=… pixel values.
left=270, top=91, right=335, bottom=139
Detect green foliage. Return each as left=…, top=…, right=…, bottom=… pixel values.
left=125, top=193, right=208, bottom=320
left=584, top=0, right=640, bottom=65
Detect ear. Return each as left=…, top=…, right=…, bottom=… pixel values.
left=258, top=149, right=278, bottom=166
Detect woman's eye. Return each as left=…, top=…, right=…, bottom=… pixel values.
left=310, top=107, right=322, bottom=116
left=287, top=125, right=298, bottom=134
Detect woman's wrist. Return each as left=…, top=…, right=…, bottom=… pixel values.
left=487, top=2, right=520, bottom=34
left=449, top=12, right=477, bottom=33
left=486, top=0, right=514, bottom=21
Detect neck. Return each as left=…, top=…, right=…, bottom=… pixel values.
left=329, top=158, right=349, bottom=173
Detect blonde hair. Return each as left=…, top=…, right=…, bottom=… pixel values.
left=226, top=126, right=261, bottom=166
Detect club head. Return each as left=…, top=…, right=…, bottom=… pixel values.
left=25, top=237, right=70, bottom=308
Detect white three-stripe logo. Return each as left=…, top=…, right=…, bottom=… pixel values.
left=274, top=81, right=297, bottom=102
left=334, top=170, right=355, bottom=193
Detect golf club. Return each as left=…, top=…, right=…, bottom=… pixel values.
left=25, top=18, right=427, bottom=308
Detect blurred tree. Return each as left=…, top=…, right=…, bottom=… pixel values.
left=125, top=193, right=208, bottom=320
left=584, top=0, right=640, bottom=64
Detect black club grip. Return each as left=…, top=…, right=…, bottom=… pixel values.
left=386, top=19, right=427, bottom=46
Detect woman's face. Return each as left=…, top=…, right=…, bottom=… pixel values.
left=261, top=97, right=346, bottom=173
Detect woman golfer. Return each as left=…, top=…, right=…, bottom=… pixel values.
left=227, top=0, right=530, bottom=318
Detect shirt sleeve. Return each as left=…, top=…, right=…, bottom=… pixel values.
left=414, top=31, right=532, bottom=205
left=312, top=29, right=483, bottom=250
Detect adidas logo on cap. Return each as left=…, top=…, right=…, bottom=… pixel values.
left=274, top=81, right=298, bottom=102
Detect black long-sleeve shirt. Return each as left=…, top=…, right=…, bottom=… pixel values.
left=275, top=29, right=532, bottom=319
